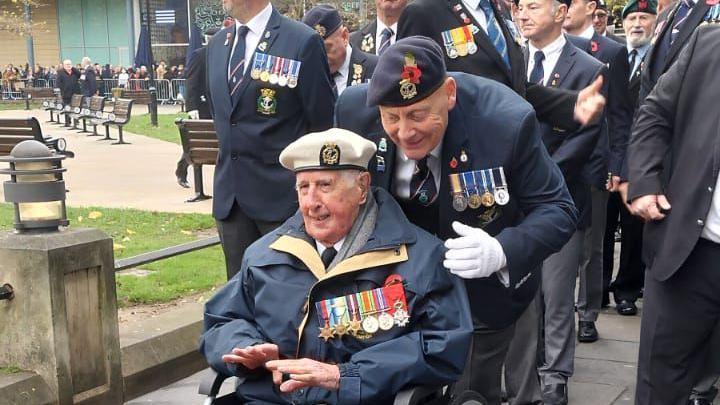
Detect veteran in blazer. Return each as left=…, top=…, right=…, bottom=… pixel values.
left=302, top=5, right=377, bottom=96
left=206, top=0, right=335, bottom=279
left=350, top=0, right=407, bottom=55
left=336, top=37, right=578, bottom=404
left=628, top=24, right=720, bottom=405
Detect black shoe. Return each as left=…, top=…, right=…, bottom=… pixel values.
left=541, top=383, right=568, bottom=405
left=177, top=177, right=190, bottom=189
left=689, top=399, right=711, bottom=405
left=616, top=300, right=638, bottom=316
left=578, top=321, right=598, bottom=342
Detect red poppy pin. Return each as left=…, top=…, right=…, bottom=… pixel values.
left=707, top=0, right=719, bottom=6
left=399, top=52, right=421, bottom=100
left=638, top=0, right=648, bottom=10
left=450, top=157, right=458, bottom=169
left=590, top=40, right=599, bottom=53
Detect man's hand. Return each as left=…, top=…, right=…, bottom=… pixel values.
left=221, top=343, right=279, bottom=370
left=606, top=175, right=621, bottom=192
left=630, top=194, right=671, bottom=222
left=265, top=358, right=340, bottom=393
left=617, top=182, right=633, bottom=211
left=188, top=110, right=199, bottom=119
left=574, top=76, right=605, bottom=126
left=443, top=221, right=507, bottom=279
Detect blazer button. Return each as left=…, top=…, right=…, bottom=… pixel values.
left=709, top=186, right=714, bottom=192
left=231, top=153, right=238, bottom=160
left=698, top=219, right=705, bottom=226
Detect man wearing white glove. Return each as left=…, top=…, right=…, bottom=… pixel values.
left=444, top=221, right=509, bottom=285
left=336, top=37, right=578, bottom=404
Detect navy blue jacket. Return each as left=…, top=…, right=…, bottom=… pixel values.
left=532, top=39, right=606, bottom=229
left=336, top=73, right=578, bottom=329
left=201, top=188, right=473, bottom=404
left=80, top=67, right=97, bottom=97
left=205, top=8, right=336, bottom=222
left=569, top=32, right=632, bottom=187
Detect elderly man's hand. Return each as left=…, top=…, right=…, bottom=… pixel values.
left=265, top=358, right=340, bottom=393
left=630, top=194, right=671, bottom=222
left=574, top=76, right=605, bottom=126
left=221, top=343, right=279, bottom=370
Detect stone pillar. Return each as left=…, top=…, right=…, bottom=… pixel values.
left=0, top=228, right=122, bottom=405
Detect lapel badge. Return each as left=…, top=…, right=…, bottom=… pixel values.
left=257, top=88, right=277, bottom=115
left=450, top=157, right=458, bottom=169
left=550, top=73, right=560, bottom=87
left=258, top=41, right=268, bottom=52
left=376, top=155, right=386, bottom=172
left=361, top=33, right=374, bottom=52
left=321, top=143, right=341, bottom=166
left=590, top=40, right=599, bottom=53
left=460, top=149, right=468, bottom=162
left=378, top=137, right=388, bottom=152
left=265, top=31, right=271, bottom=39
left=399, top=52, right=421, bottom=100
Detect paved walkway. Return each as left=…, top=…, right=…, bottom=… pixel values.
left=0, top=107, right=214, bottom=214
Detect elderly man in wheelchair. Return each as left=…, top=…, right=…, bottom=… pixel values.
left=199, top=129, right=476, bottom=404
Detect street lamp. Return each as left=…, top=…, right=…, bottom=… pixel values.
left=0, top=140, right=69, bottom=232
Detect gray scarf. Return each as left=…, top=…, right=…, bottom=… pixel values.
left=326, top=191, right=378, bottom=271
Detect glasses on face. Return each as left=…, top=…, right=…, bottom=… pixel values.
left=593, top=12, right=608, bottom=19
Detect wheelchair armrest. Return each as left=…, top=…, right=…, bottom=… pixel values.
left=199, top=369, right=227, bottom=397
left=393, top=385, right=445, bottom=405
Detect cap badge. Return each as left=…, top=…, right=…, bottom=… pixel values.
left=638, top=0, right=648, bottom=10
left=257, top=88, right=277, bottom=115
left=314, top=24, right=327, bottom=37
left=320, top=142, right=341, bottom=166
left=399, top=52, right=422, bottom=100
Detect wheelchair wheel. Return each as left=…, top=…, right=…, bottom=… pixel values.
left=449, top=390, right=488, bottom=405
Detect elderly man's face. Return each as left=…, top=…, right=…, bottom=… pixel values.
left=297, top=170, right=370, bottom=246
left=517, top=0, right=567, bottom=43
left=623, top=12, right=656, bottom=48
left=376, top=0, right=408, bottom=15
left=325, top=27, right=349, bottom=74
left=379, top=78, right=457, bottom=160
left=63, top=61, right=72, bottom=70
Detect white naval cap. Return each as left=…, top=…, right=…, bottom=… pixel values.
left=279, top=128, right=377, bottom=172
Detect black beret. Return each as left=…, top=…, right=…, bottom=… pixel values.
left=367, top=36, right=447, bottom=107
left=302, top=5, right=343, bottom=39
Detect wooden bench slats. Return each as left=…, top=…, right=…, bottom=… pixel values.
left=0, top=117, right=48, bottom=157
left=188, top=140, right=219, bottom=149
left=0, top=135, right=36, bottom=143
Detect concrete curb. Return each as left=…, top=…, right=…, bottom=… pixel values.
left=0, top=372, right=54, bottom=405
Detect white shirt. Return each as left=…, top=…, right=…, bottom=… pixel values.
left=578, top=24, right=596, bottom=40
left=375, top=19, right=398, bottom=55
left=335, top=44, right=353, bottom=96
left=393, top=144, right=442, bottom=199
left=627, top=43, right=650, bottom=79
left=316, top=238, right=345, bottom=257
left=461, top=0, right=489, bottom=31
left=228, top=3, right=273, bottom=78
left=701, top=179, right=720, bottom=243
left=527, top=34, right=566, bottom=86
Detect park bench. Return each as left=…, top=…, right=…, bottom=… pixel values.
left=22, top=87, right=56, bottom=111
left=120, top=89, right=153, bottom=114
left=175, top=118, right=218, bottom=203
left=42, top=96, right=64, bottom=124
left=71, top=96, right=105, bottom=134
left=57, top=94, right=84, bottom=127
left=0, top=117, right=74, bottom=157
left=99, top=98, right=134, bottom=145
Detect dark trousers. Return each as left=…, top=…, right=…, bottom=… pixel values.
left=603, top=193, right=645, bottom=303
left=216, top=203, right=282, bottom=280
left=454, top=324, right=516, bottom=405
left=176, top=152, right=189, bottom=181
left=636, top=239, right=720, bottom=405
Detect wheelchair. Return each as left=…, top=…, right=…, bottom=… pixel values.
left=199, top=369, right=487, bottom=405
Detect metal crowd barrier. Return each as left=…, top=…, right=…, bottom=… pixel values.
left=170, top=79, right=185, bottom=105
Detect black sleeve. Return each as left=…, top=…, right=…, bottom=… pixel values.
left=184, top=47, right=206, bottom=113
left=606, top=47, right=633, bottom=176
left=525, top=83, right=579, bottom=132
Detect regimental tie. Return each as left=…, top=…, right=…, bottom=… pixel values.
left=228, top=25, right=250, bottom=104
left=478, top=0, right=509, bottom=68
left=670, top=0, right=693, bottom=44
left=410, top=157, right=438, bottom=207
left=628, top=49, right=638, bottom=80
left=529, top=50, right=545, bottom=85
left=378, top=27, right=394, bottom=55
left=321, top=246, right=337, bottom=269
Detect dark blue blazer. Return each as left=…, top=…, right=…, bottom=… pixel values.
left=533, top=39, right=606, bottom=229
left=205, top=9, right=336, bottom=221
left=80, top=67, right=97, bottom=97
left=568, top=32, right=632, bottom=187
left=335, top=72, right=578, bottom=329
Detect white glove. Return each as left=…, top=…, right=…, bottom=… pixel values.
left=188, top=110, right=199, bottom=119
left=444, top=221, right=507, bottom=280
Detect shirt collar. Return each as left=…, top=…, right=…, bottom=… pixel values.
left=528, top=33, right=566, bottom=58
left=627, top=42, right=651, bottom=58
left=338, top=44, right=353, bottom=78
left=462, top=0, right=481, bottom=10
left=316, top=237, right=345, bottom=254
left=236, top=3, right=273, bottom=36
left=376, top=18, right=398, bottom=35
left=397, top=142, right=443, bottom=163
left=579, top=24, right=596, bottom=39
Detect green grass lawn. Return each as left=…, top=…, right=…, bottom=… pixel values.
left=0, top=101, right=42, bottom=111
left=124, top=113, right=187, bottom=144
left=0, top=204, right=225, bottom=306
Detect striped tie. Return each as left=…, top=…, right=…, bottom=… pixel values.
left=228, top=25, right=249, bottom=101
left=478, top=0, right=510, bottom=69
left=378, top=27, right=393, bottom=55
left=670, top=0, right=693, bottom=44
left=410, top=157, right=438, bottom=206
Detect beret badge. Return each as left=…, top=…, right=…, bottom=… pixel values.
left=399, top=52, right=422, bottom=100
left=320, top=142, right=340, bottom=166
left=314, top=24, right=327, bottom=37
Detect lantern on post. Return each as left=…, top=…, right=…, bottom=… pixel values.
left=0, top=140, right=69, bottom=232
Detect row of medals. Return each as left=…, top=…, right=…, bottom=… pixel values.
left=320, top=302, right=410, bottom=340
left=449, top=171, right=510, bottom=212
left=442, top=26, right=480, bottom=59
left=249, top=55, right=299, bottom=88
